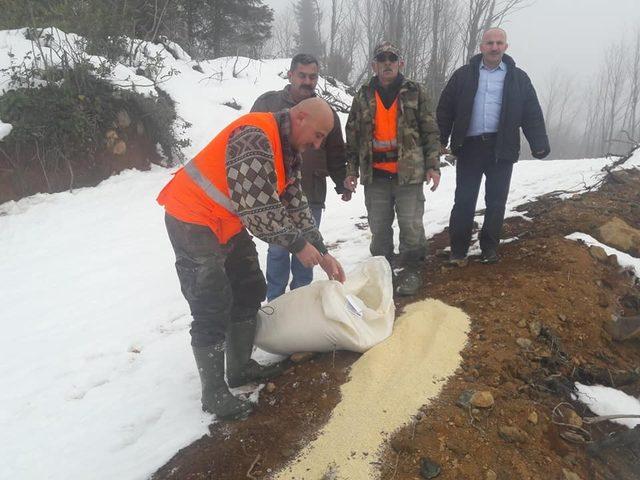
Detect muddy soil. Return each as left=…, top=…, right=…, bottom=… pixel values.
left=153, top=166, right=640, bottom=480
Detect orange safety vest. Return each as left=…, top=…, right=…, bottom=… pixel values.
left=372, top=91, right=399, bottom=174
left=157, top=113, right=288, bottom=243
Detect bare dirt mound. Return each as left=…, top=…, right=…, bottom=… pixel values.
left=153, top=166, right=640, bottom=480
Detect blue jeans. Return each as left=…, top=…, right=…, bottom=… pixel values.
left=266, top=207, right=323, bottom=301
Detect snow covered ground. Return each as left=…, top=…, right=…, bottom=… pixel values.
left=2, top=27, right=640, bottom=480
left=3, top=150, right=638, bottom=480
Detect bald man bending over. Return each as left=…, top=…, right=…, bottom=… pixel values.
left=157, top=97, right=344, bottom=420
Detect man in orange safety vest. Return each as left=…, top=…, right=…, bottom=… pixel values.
left=157, top=97, right=345, bottom=420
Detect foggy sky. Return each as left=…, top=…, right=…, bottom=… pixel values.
left=263, top=0, right=640, bottom=86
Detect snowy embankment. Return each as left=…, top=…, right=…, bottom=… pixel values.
left=2, top=27, right=640, bottom=480
left=563, top=153, right=640, bottom=426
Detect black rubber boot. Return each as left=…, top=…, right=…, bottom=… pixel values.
left=396, top=269, right=423, bottom=296
left=226, top=317, right=288, bottom=388
left=192, top=344, right=253, bottom=420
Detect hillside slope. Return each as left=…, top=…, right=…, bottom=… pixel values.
left=153, top=158, right=640, bottom=479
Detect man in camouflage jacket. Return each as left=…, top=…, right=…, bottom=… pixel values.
left=344, top=41, right=440, bottom=296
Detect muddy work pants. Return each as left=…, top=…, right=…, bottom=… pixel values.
left=364, top=172, right=427, bottom=267
left=164, top=214, right=266, bottom=347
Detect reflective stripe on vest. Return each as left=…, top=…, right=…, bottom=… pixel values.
left=184, top=160, right=235, bottom=214
left=156, top=112, right=286, bottom=244
left=372, top=138, right=398, bottom=150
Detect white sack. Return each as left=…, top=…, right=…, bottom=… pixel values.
left=255, top=256, right=395, bottom=354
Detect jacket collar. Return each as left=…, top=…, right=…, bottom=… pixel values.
left=469, top=53, right=515, bottom=69
left=368, top=73, right=407, bottom=90
left=282, top=84, right=317, bottom=107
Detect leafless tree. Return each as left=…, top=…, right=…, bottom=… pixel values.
left=539, top=70, right=582, bottom=158
left=327, top=0, right=359, bottom=82
left=622, top=28, right=640, bottom=142
left=265, top=6, right=297, bottom=58
left=461, top=0, right=530, bottom=62
left=600, top=43, right=627, bottom=154
left=351, top=0, right=385, bottom=85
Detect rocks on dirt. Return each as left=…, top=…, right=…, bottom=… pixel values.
left=516, top=337, right=533, bottom=349
left=560, top=431, right=588, bottom=444
left=445, top=437, right=469, bottom=456
left=265, top=382, right=276, bottom=393
left=470, top=391, right=495, bottom=408
left=528, top=410, right=539, bottom=425
left=598, top=216, right=640, bottom=256
left=419, top=457, right=441, bottom=479
left=485, top=469, right=497, bottom=480
left=498, top=425, right=529, bottom=443
left=529, top=320, right=542, bottom=337
left=566, top=410, right=583, bottom=428
left=456, top=390, right=475, bottom=409
left=588, top=245, right=608, bottom=262
left=597, top=293, right=610, bottom=308
left=562, top=468, right=583, bottom=480
left=606, top=254, right=620, bottom=267
left=290, top=352, right=315, bottom=363
left=113, top=140, right=127, bottom=156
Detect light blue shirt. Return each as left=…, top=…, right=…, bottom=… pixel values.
left=467, top=61, right=507, bottom=136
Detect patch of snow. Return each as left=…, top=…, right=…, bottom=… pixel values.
left=0, top=28, right=156, bottom=97
left=565, top=232, right=640, bottom=278
left=574, top=383, right=640, bottom=428
left=614, top=146, right=640, bottom=170
left=0, top=120, right=11, bottom=140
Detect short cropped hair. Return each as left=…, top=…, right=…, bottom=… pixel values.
left=290, top=53, right=319, bottom=72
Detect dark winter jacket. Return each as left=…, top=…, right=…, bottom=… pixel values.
left=251, top=85, right=347, bottom=208
left=345, top=76, right=440, bottom=186
left=436, top=53, right=550, bottom=162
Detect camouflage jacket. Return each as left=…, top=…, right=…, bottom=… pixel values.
left=345, top=76, right=440, bottom=185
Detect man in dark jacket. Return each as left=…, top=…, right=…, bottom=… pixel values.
left=251, top=53, right=350, bottom=301
left=437, top=28, right=550, bottom=266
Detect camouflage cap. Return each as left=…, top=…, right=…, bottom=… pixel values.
left=373, top=41, right=400, bottom=59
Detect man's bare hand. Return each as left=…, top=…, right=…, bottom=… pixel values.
left=344, top=176, right=357, bottom=193
left=425, top=169, right=441, bottom=192
left=341, top=190, right=352, bottom=201
left=295, top=242, right=323, bottom=268
left=318, top=253, right=346, bottom=283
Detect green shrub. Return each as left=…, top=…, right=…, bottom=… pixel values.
left=0, top=62, right=188, bottom=196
